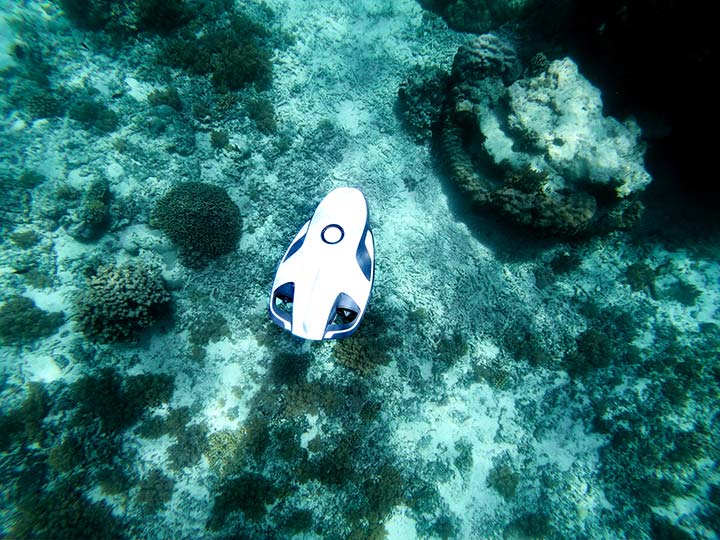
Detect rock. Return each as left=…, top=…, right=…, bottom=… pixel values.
left=506, top=58, right=651, bottom=198
left=440, top=38, right=652, bottom=235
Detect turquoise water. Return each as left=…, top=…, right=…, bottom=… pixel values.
left=1, top=1, right=718, bottom=539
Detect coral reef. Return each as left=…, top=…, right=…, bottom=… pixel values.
left=428, top=515, right=456, bottom=539
left=453, top=439, right=474, bottom=475
left=59, top=0, right=192, bottom=35
left=246, top=96, right=277, bottom=134
left=269, top=353, right=311, bottom=386
left=68, top=97, right=119, bottom=133
left=158, top=12, right=273, bottom=93
left=167, top=423, right=209, bottom=470
left=18, top=170, right=48, bottom=189
left=528, top=52, right=550, bottom=76
left=134, top=0, right=191, bottom=34
left=0, top=376, right=140, bottom=538
left=506, top=58, right=651, bottom=197
left=504, top=512, right=552, bottom=539
left=71, top=368, right=175, bottom=433
left=564, top=327, right=613, bottom=376
left=281, top=509, right=314, bottom=534
left=9, top=229, right=40, bottom=249
left=333, top=315, right=396, bottom=375
left=147, top=87, right=183, bottom=111
left=212, top=41, right=271, bottom=92
left=48, top=435, right=84, bottom=473
left=473, top=360, right=512, bottom=389
left=207, top=473, right=278, bottom=529
left=58, top=0, right=116, bottom=31
left=591, top=322, right=720, bottom=535
left=74, top=262, right=170, bottom=342
left=397, top=65, right=450, bottom=142
left=136, top=469, right=175, bottom=514
left=664, top=280, right=701, bottom=306
left=549, top=249, right=582, bottom=274
left=67, top=177, right=112, bottom=241
left=624, top=261, right=657, bottom=297
left=440, top=34, right=652, bottom=235
left=334, top=331, right=390, bottom=375
left=0, top=383, right=50, bottom=450
left=487, top=458, right=520, bottom=500
left=0, top=295, right=64, bottom=346
left=417, top=0, right=545, bottom=34
left=151, top=182, right=242, bottom=268
left=1, top=2, right=716, bottom=539
left=206, top=429, right=244, bottom=474
left=0, top=171, right=40, bottom=235
left=136, top=406, right=191, bottom=439
left=188, top=312, right=230, bottom=358
left=451, top=33, right=522, bottom=85
left=25, top=91, right=67, bottom=119
left=565, top=303, right=642, bottom=377
left=0, top=31, right=66, bottom=126
left=210, top=129, right=230, bottom=150
left=11, top=481, right=124, bottom=540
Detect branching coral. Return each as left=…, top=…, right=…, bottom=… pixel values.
left=68, top=98, right=119, bottom=133
left=74, top=262, right=170, bottom=342
left=136, top=469, right=175, bottom=514
left=11, top=481, right=124, bottom=540
left=71, top=368, right=174, bottom=433
left=0, top=295, right=64, bottom=346
left=158, top=13, right=273, bottom=93
left=68, top=178, right=111, bottom=241
left=59, top=0, right=192, bottom=35
left=207, top=473, right=278, bottom=529
left=397, top=65, right=450, bottom=142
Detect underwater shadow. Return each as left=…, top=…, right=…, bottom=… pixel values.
left=428, top=142, right=581, bottom=263
left=630, top=139, right=720, bottom=252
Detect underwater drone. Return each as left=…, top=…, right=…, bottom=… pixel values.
left=269, top=187, right=375, bottom=340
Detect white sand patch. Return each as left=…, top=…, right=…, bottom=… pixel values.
left=533, top=421, right=604, bottom=472
left=124, top=77, right=152, bottom=102
left=300, top=413, right=320, bottom=451
left=24, top=287, right=67, bottom=312
left=335, top=99, right=370, bottom=135
left=384, top=505, right=418, bottom=539
left=22, top=354, right=63, bottom=383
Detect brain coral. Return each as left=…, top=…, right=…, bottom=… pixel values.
left=151, top=182, right=242, bottom=268
left=441, top=35, right=651, bottom=235
left=75, top=262, right=170, bottom=342
left=451, top=33, right=522, bottom=85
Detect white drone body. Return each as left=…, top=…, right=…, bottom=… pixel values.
left=269, top=187, right=375, bottom=340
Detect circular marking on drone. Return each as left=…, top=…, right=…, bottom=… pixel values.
left=321, top=224, right=344, bottom=244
